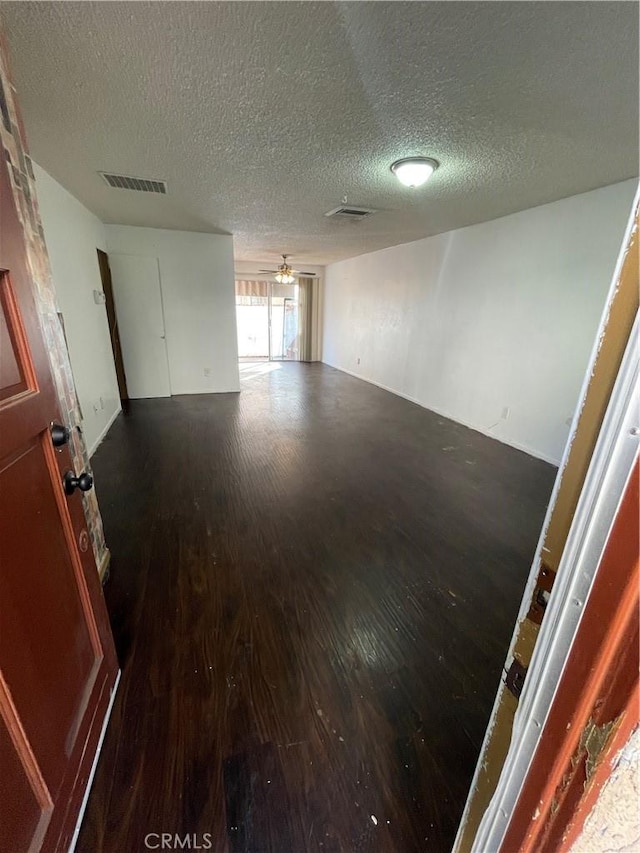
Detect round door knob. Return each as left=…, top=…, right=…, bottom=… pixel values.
left=63, top=470, right=94, bottom=495
left=50, top=422, right=70, bottom=447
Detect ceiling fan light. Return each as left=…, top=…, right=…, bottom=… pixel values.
left=272, top=255, right=296, bottom=284
left=391, top=157, right=438, bottom=188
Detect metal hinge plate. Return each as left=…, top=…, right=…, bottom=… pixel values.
left=506, top=658, right=528, bottom=699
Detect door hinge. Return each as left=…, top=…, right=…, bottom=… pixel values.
left=505, top=658, right=528, bottom=700
left=527, top=561, right=556, bottom=625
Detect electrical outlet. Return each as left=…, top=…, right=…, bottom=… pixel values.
left=501, top=406, right=511, bottom=420
left=204, top=367, right=211, bottom=377
left=92, top=402, right=99, bottom=414
left=357, top=357, right=361, bottom=365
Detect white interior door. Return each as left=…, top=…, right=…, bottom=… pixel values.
left=109, top=254, right=171, bottom=399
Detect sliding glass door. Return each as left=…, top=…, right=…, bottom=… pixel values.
left=235, top=283, right=269, bottom=360
left=269, top=283, right=299, bottom=361
left=235, top=280, right=300, bottom=362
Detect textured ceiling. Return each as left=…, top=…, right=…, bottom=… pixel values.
left=1, top=2, right=638, bottom=265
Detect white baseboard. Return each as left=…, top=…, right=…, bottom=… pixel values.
left=89, top=406, right=122, bottom=457
left=323, top=361, right=560, bottom=467
left=68, top=669, right=121, bottom=853
left=170, top=387, right=241, bottom=396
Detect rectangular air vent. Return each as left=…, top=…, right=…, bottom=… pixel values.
left=324, top=205, right=376, bottom=220
left=99, top=172, right=167, bottom=194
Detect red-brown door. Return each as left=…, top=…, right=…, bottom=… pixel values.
left=0, top=149, right=118, bottom=850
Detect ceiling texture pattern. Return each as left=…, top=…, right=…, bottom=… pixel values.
left=1, top=1, right=638, bottom=265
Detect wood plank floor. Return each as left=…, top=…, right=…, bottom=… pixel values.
left=78, top=363, right=555, bottom=853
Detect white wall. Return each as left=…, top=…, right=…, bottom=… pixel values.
left=322, top=180, right=638, bottom=464
left=34, top=164, right=121, bottom=455
left=106, top=226, right=240, bottom=394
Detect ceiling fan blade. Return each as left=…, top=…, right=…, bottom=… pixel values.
left=258, top=269, right=278, bottom=273
left=297, top=271, right=317, bottom=276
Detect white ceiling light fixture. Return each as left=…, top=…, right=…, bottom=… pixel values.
left=275, top=269, right=295, bottom=284
left=390, top=157, right=439, bottom=188
left=274, top=255, right=296, bottom=284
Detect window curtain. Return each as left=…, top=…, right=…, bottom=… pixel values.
left=235, top=279, right=270, bottom=298
left=297, top=276, right=315, bottom=362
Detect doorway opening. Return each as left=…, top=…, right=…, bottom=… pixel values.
left=235, top=279, right=300, bottom=362
left=97, top=249, right=129, bottom=402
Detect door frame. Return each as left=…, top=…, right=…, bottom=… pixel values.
left=471, top=310, right=639, bottom=850
left=454, top=187, right=640, bottom=851
left=267, top=283, right=273, bottom=361
left=97, top=249, right=128, bottom=403
left=502, top=457, right=638, bottom=852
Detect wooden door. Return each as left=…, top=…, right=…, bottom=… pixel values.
left=108, top=253, right=171, bottom=399
left=97, top=249, right=128, bottom=402
left=0, top=150, right=118, bottom=851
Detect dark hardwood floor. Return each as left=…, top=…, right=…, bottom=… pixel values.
left=78, top=362, right=555, bottom=853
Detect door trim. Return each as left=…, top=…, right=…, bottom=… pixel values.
left=68, top=668, right=121, bottom=853
left=454, top=187, right=640, bottom=852
left=472, top=309, right=639, bottom=850
left=96, top=249, right=129, bottom=403
left=267, top=282, right=273, bottom=361
left=154, top=257, right=173, bottom=396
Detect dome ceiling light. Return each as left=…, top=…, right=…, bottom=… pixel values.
left=390, top=157, right=439, bottom=188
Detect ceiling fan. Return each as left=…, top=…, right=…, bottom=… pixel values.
left=259, top=255, right=317, bottom=284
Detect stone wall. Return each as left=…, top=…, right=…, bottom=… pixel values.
left=0, top=30, right=108, bottom=573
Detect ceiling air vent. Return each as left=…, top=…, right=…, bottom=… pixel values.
left=324, top=205, right=376, bottom=220
left=99, top=172, right=167, bottom=194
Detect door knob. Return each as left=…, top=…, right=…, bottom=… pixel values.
left=50, top=422, right=70, bottom=447
left=63, top=470, right=94, bottom=495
